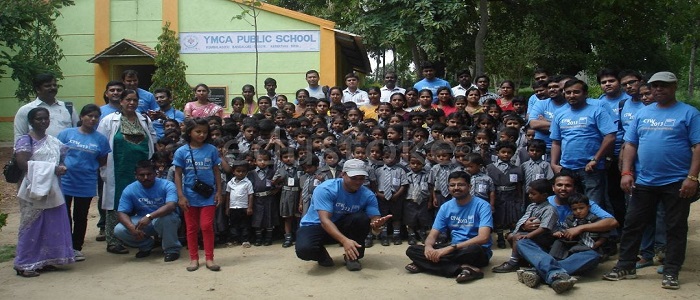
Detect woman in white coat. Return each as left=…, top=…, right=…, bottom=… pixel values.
left=97, top=89, right=156, bottom=254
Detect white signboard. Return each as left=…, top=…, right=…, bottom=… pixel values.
left=180, top=30, right=320, bottom=53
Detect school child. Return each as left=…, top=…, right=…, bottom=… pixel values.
left=549, top=193, right=609, bottom=260
left=512, top=96, right=527, bottom=120
left=225, top=161, right=254, bottom=248
left=374, top=145, right=408, bottom=246
left=442, top=126, right=461, bottom=147
left=486, top=104, right=503, bottom=130
left=213, top=137, right=233, bottom=245
left=351, top=142, right=377, bottom=190
left=408, top=111, right=426, bottom=129
left=386, top=124, right=403, bottom=146
left=429, top=143, right=462, bottom=210
left=399, top=142, right=412, bottom=168
left=473, top=127, right=497, bottom=164
left=360, top=87, right=382, bottom=120
left=231, top=97, right=245, bottom=115
left=317, top=147, right=343, bottom=182
left=377, top=102, right=394, bottom=128
left=404, top=153, right=432, bottom=245
left=238, top=122, right=259, bottom=154
left=520, top=139, right=554, bottom=210
left=309, top=134, right=325, bottom=167
left=290, top=128, right=309, bottom=150
left=173, top=118, right=222, bottom=272
left=492, top=179, right=557, bottom=273
left=485, top=141, right=523, bottom=249
left=151, top=151, right=171, bottom=179
left=282, top=102, right=296, bottom=118
left=463, top=153, right=496, bottom=212
left=321, top=132, right=337, bottom=149
left=428, top=122, right=446, bottom=143
left=273, top=110, right=289, bottom=129
left=388, top=115, right=404, bottom=126
left=423, top=109, right=442, bottom=130
left=415, top=89, right=434, bottom=113
left=370, top=126, right=386, bottom=142
left=329, top=117, right=347, bottom=139
left=454, top=95, right=467, bottom=113
left=474, top=113, right=497, bottom=135
left=364, top=118, right=379, bottom=129
left=247, top=149, right=279, bottom=246
left=499, top=127, right=521, bottom=165
left=412, top=127, right=429, bottom=148
left=272, top=147, right=300, bottom=248
left=446, top=111, right=470, bottom=128
left=298, top=155, right=321, bottom=218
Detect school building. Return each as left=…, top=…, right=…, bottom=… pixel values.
left=0, top=0, right=371, bottom=141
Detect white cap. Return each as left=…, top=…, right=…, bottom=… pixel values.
left=342, top=159, right=368, bottom=177
left=648, top=71, right=677, bottom=83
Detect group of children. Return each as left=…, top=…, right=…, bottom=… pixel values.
left=149, top=87, right=606, bottom=263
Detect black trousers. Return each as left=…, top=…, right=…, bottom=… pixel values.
left=65, top=195, right=93, bottom=250
left=295, top=212, right=370, bottom=262
left=406, top=244, right=490, bottom=277
left=616, top=181, right=691, bottom=276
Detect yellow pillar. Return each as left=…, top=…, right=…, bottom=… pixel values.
left=162, top=0, right=179, bottom=32
left=93, top=0, right=111, bottom=104
left=319, top=27, right=337, bottom=87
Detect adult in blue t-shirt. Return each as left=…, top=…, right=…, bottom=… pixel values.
left=296, top=159, right=391, bottom=271
left=413, top=62, right=451, bottom=103
left=405, top=171, right=493, bottom=283
left=121, top=70, right=159, bottom=114
left=517, top=172, right=618, bottom=292
left=57, top=104, right=111, bottom=256
left=114, top=160, right=182, bottom=261
left=151, top=88, right=186, bottom=139
left=528, top=78, right=570, bottom=152
left=605, top=72, right=700, bottom=288
left=550, top=80, right=617, bottom=210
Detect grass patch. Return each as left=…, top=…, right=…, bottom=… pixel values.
left=0, top=244, right=16, bottom=263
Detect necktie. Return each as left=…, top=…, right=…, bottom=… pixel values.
left=437, top=165, right=449, bottom=197
left=258, top=169, right=266, bottom=180
left=382, top=166, right=393, bottom=200
left=302, top=174, right=311, bottom=201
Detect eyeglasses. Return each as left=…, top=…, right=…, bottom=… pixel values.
left=621, top=80, right=639, bottom=86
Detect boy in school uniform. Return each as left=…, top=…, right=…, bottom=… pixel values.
left=404, top=153, right=433, bottom=245
left=375, top=145, right=409, bottom=246
left=298, top=155, right=321, bottom=218
left=225, top=161, right=255, bottom=248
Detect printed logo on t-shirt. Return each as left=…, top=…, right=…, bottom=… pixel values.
left=641, top=118, right=676, bottom=130
left=560, top=117, right=588, bottom=129
left=335, top=202, right=360, bottom=214
left=450, top=215, right=475, bottom=228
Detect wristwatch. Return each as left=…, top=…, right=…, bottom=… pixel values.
left=145, top=213, right=153, bottom=220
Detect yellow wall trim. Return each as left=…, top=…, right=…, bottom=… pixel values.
left=94, top=0, right=111, bottom=104
left=163, top=0, right=179, bottom=32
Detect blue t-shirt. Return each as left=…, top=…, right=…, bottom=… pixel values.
left=619, top=100, right=645, bottom=134
left=136, top=88, right=159, bottom=114
left=172, top=144, right=221, bottom=207
left=118, top=178, right=178, bottom=216
left=300, top=178, right=380, bottom=226
left=432, top=196, right=493, bottom=253
left=526, top=93, right=542, bottom=115
left=547, top=195, right=613, bottom=230
left=413, top=78, right=451, bottom=103
left=528, top=98, right=565, bottom=150
left=152, top=107, right=186, bottom=138
left=100, top=104, right=120, bottom=121
left=599, top=93, right=632, bottom=155
left=57, top=128, right=111, bottom=197
left=550, top=99, right=617, bottom=169
left=624, top=102, right=700, bottom=186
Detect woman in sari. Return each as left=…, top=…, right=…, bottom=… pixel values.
left=97, top=89, right=156, bottom=255
left=14, top=107, right=74, bottom=277
left=184, top=84, right=224, bottom=118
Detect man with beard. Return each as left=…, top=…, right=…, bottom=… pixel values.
left=14, top=73, right=79, bottom=142
left=380, top=72, right=406, bottom=102
left=527, top=75, right=574, bottom=159
left=151, top=88, right=185, bottom=139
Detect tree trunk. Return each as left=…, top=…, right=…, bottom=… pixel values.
left=689, top=41, right=697, bottom=97
left=475, top=0, right=489, bottom=76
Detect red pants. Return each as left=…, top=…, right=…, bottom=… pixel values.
left=184, top=206, right=215, bottom=261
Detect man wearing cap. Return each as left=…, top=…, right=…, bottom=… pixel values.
left=603, top=71, right=700, bottom=290
left=295, top=159, right=392, bottom=271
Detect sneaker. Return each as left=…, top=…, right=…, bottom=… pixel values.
left=550, top=273, right=576, bottom=294
left=517, top=269, right=540, bottom=288
left=317, top=251, right=334, bottom=267
left=602, top=267, right=637, bottom=281
left=364, top=236, right=374, bottom=248
left=657, top=265, right=664, bottom=274
left=661, top=274, right=680, bottom=290
left=344, top=255, right=362, bottom=271
left=241, top=241, right=251, bottom=248
left=95, top=229, right=106, bottom=242
left=73, top=250, right=86, bottom=262
left=492, top=261, right=519, bottom=273
left=282, top=234, right=293, bottom=248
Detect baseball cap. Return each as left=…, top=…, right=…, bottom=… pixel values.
left=648, top=71, right=677, bottom=84
left=342, top=159, right=368, bottom=177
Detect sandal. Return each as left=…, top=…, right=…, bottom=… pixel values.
left=455, top=265, right=484, bottom=283
left=186, top=261, right=200, bottom=272
left=15, top=268, right=40, bottom=278
left=405, top=263, right=422, bottom=274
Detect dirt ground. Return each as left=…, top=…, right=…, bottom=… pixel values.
left=0, top=147, right=699, bottom=299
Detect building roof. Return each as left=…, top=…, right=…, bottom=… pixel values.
left=334, top=29, right=371, bottom=74
left=86, top=39, right=157, bottom=63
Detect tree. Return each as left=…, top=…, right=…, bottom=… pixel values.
left=232, top=0, right=263, bottom=97
left=0, top=0, right=74, bottom=101
left=149, top=22, right=191, bottom=110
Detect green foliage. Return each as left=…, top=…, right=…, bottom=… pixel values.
left=0, top=0, right=74, bottom=101
left=0, top=211, right=6, bottom=230
left=0, top=244, right=16, bottom=263
left=149, top=22, right=191, bottom=110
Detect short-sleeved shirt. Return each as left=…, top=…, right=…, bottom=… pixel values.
left=306, top=86, right=326, bottom=100
left=599, top=93, right=632, bottom=155
left=100, top=104, right=121, bottom=121
left=528, top=98, right=566, bottom=150
left=299, top=178, right=380, bottom=226
left=226, top=177, right=254, bottom=208
left=413, top=78, right=451, bottom=103
left=136, top=88, right=159, bottom=114
left=624, top=101, right=700, bottom=186
left=514, top=201, right=558, bottom=232
left=375, top=164, right=408, bottom=200
left=619, top=100, right=645, bottom=134
left=342, top=89, right=370, bottom=106
left=172, top=144, right=221, bottom=207
left=433, top=196, right=493, bottom=252
left=547, top=195, right=612, bottom=230
left=549, top=99, right=617, bottom=169
left=57, top=128, right=111, bottom=197
left=470, top=172, right=495, bottom=200
left=14, top=98, right=78, bottom=142
left=152, top=107, right=186, bottom=138
left=118, top=178, right=178, bottom=217
left=380, top=86, right=406, bottom=102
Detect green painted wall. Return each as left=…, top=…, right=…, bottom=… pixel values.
left=179, top=0, right=322, bottom=109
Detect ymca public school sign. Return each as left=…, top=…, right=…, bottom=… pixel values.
left=180, top=30, right=320, bottom=53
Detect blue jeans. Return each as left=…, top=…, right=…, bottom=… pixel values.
left=567, top=168, right=610, bottom=213
left=639, top=202, right=666, bottom=261
left=114, top=213, right=182, bottom=253
left=517, top=239, right=600, bottom=284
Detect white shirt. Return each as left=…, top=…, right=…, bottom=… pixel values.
left=342, top=88, right=370, bottom=106
left=14, top=98, right=78, bottom=142
left=452, top=84, right=478, bottom=97
left=380, top=86, right=406, bottom=102
left=226, top=177, right=254, bottom=208
left=306, top=86, right=326, bottom=99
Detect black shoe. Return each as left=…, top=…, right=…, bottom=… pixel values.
left=497, top=240, right=506, bottom=249
left=317, top=251, right=334, bottom=267
left=135, top=249, right=151, bottom=258
left=492, top=261, right=519, bottom=273
left=164, top=253, right=180, bottom=262
left=393, top=236, right=402, bottom=245
left=364, top=236, right=374, bottom=248
left=407, top=235, right=418, bottom=246
left=263, top=238, right=272, bottom=246
left=107, top=245, right=129, bottom=254
left=550, top=273, right=576, bottom=294
left=344, top=255, right=362, bottom=271
left=381, top=237, right=390, bottom=246
left=254, top=238, right=263, bottom=247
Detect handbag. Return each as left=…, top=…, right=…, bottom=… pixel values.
left=3, top=135, right=33, bottom=183
left=189, top=146, right=214, bottom=198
